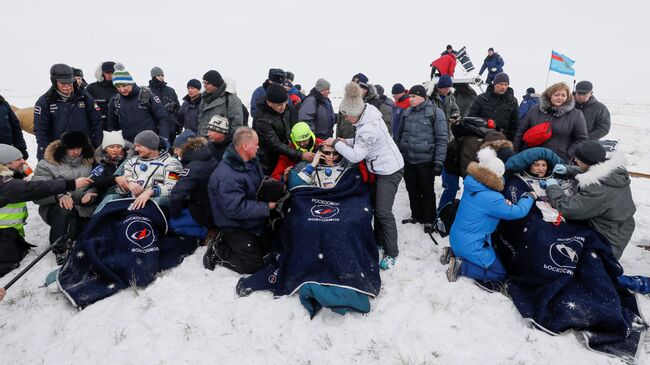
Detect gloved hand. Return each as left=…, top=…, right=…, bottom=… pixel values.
left=552, top=164, right=567, bottom=174
left=545, top=178, right=559, bottom=187
left=520, top=191, right=537, bottom=201
left=433, top=161, right=444, bottom=176
left=490, top=68, right=497, bottom=72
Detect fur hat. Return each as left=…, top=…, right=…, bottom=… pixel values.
left=315, top=78, right=331, bottom=92
left=55, top=131, right=94, bottom=162
left=266, top=84, right=288, bottom=104
left=134, top=130, right=160, bottom=150
left=102, top=130, right=125, bottom=149
left=0, top=144, right=23, bottom=164
left=112, top=63, right=134, bottom=85
left=339, top=82, right=366, bottom=117
left=268, top=68, right=286, bottom=84
left=575, top=80, right=593, bottom=93
left=207, top=115, right=230, bottom=134
left=526, top=87, right=535, bottom=94
left=477, top=147, right=505, bottom=178
left=150, top=66, right=164, bottom=78
left=50, top=64, right=75, bottom=84
left=575, top=141, right=606, bottom=166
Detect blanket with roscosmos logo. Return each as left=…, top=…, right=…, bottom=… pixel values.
left=57, top=199, right=197, bottom=308
left=493, top=176, right=648, bottom=362
left=237, top=168, right=381, bottom=300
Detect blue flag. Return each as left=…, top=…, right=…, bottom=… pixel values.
left=549, top=51, right=575, bottom=76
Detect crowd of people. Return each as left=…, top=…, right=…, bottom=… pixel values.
left=0, top=49, right=637, bottom=311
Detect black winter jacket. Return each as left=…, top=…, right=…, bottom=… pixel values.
left=0, top=165, right=74, bottom=208
left=106, top=85, right=170, bottom=142
left=252, top=98, right=299, bottom=175
left=34, top=86, right=103, bottom=160
left=169, top=139, right=218, bottom=226
left=0, top=96, right=28, bottom=159
left=177, top=94, right=201, bottom=133
left=468, top=85, right=519, bottom=141
left=85, top=80, right=117, bottom=123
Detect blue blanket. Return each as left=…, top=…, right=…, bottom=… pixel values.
left=58, top=199, right=197, bottom=307
left=494, top=176, right=648, bottom=362
left=237, top=168, right=381, bottom=303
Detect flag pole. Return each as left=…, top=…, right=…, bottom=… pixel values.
left=545, top=50, right=552, bottom=89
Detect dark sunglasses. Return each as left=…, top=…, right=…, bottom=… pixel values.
left=321, top=150, right=338, bottom=156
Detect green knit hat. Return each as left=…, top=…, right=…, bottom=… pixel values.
left=112, top=63, right=134, bottom=86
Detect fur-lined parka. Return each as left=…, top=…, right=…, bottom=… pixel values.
left=514, top=93, right=588, bottom=162
left=32, top=137, right=97, bottom=221
left=450, top=160, right=534, bottom=268
left=546, top=151, right=635, bottom=259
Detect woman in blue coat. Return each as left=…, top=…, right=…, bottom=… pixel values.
left=447, top=148, right=536, bottom=282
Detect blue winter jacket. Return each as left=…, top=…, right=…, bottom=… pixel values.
left=518, top=94, right=540, bottom=120
left=249, top=82, right=268, bottom=118
left=450, top=166, right=533, bottom=268
left=298, top=88, right=335, bottom=139
left=177, top=94, right=201, bottom=133
left=106, top=85, right=170, bottom=142
left=0, top=98, right=28, bottom=158
left=396, top=100, right=448, bottom=164
left=34, top=86, right=103, bottom=160
left=208, top=144, right=269, bottom=234
left=478, top=53, right=505, bottom=79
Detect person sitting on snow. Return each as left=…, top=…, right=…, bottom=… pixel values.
left=545, top=141, right=635, bottom=260
left=114, top=130, right=182, bottom=210
left=445, top=148, right=536, bottom=283
left=289, top=144, right=351, bottom=189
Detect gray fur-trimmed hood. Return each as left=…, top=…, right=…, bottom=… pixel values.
left=539, top=92, right=575, bottom=117
left=576, top=150, right=630, bottom=188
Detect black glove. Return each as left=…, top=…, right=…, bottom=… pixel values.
left=433, top=161, right=444, bottom=176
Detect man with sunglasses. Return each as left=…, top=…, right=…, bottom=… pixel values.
left=573, top=81, right=611, bottom=140
left=253, top=84, right=312, bottom=175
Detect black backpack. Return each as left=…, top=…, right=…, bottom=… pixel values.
left=434, top=199, right=460, bottom=238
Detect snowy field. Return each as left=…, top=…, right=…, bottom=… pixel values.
left=0, top=95, right=649, bottom=364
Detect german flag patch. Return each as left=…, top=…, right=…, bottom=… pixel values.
left=168, top=171, right=180, bottom=180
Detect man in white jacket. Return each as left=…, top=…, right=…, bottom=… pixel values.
left=324, top=82, right=404, bottom=270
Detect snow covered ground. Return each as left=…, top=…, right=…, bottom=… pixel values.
left=0, top=96, right=649, bottom=364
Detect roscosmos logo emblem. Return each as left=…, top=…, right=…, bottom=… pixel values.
left=311, top=205, right=340, bottom=219
left=125, top=219, right=156, bottom=249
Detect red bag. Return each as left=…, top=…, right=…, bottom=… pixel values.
left=523, top=121, right=552, bottom=147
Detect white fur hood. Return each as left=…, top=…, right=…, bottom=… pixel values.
left=576, top=150, right=629, bottom=188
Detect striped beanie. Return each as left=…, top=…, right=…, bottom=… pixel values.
left=112, top=63, right=135, bottom=86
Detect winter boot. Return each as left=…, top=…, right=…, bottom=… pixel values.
left=439, top=247, right=455, bottom=265
left=446, top=257, right=463, bottom=282
left=401, top=217, right=419, bottom=224
left=202, top=237, right=222, bottom=271
left=380, top=255, right=397, bottom=270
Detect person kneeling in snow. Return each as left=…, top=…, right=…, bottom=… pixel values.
left=446, top=148, right=536, bottom=282
left=546, top=141, right=634, bottom=260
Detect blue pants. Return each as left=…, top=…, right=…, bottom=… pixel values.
left=438, top=169, right=460, bottom=213
left=460, top=256, right=507, bottom=282
left=169, top=208, right=208, bottom=239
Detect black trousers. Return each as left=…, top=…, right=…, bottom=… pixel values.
left=403, top=161, right=436, bottom=224
left=46, top=205, right=88, bottom=245
left=218, top=230, right=267, bottom=274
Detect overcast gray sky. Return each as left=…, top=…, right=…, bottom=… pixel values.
left=1, top=0, right=648, bottom=105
